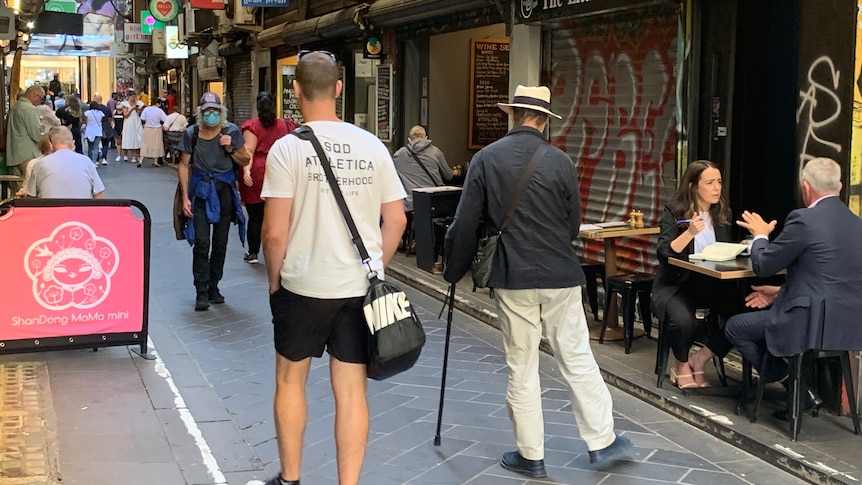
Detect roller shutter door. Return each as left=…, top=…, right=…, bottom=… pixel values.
left=547, top=5, right=679, bottom=272
left=227, top=52, right=254, bottom=127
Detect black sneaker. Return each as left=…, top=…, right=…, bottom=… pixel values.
left=588, top=434, right=633, bottom=464
left=208, top=288, right=225, bottom=304
left=243, top=252, right=259, bottom=264
left=500, top=451, right=546, bottom=478
left=194, top=292, right=210, bottom=311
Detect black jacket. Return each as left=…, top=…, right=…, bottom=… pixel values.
left=651, top=204, right=732, bottom=319
left=443, top=126, right=585, bottom=289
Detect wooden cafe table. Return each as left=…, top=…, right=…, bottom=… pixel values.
left=579, top=224, right=660, bottom=341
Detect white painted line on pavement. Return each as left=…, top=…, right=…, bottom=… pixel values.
left=149, top=337, right=228, bottom=485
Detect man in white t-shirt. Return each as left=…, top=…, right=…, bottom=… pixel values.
left=254, top=51, right=406, bottom=485
left=26, top=126, right=105, bottom=199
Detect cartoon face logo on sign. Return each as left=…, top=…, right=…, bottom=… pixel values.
left=24, top=222, right=119, bottom=311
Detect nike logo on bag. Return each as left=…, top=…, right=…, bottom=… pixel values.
left=365, top=291, right=412, bottom=334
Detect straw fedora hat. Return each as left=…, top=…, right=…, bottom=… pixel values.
left=498, top=85, right=562, bottom=119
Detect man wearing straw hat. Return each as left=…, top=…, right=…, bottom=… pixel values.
left=444, top=85, right=632, bottom=478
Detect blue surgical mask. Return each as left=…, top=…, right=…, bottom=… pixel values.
left=203, top=111, right=221, bottom=127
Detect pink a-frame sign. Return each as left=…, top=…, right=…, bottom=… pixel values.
left=0, top=201, right=148, bottom=350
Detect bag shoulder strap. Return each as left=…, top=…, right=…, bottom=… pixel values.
left=406, top=147, right=441, bottom=187
left=497, top=143, right=549, bottom=234
left=291, top=125, right=375, bottom=277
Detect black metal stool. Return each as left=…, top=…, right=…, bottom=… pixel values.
left=581, top=258, right=605, bottom=321
left=741, top=350, right=860, bottom=441
left=600, top=272, right=654, bottom=353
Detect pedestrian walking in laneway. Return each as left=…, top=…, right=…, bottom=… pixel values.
left=444, top=85, right=633, bottom=479
left=93, top=94, right=114, bottom=165
left=177, top=91, right=250, bottom=311
left=163, top=106, right=188, bottom=164
left=82, top=101, right=104, bottom=164
left=140, top=97, right=167, bottom=167
left=253, top=50, right=406, bottom=485
left=239, top=91, right=295, bottom=264
left=56, top=94, right=84, bottom=154
left=120, top=91, right=143, bottom=164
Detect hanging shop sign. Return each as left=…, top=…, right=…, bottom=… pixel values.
left=149, top=0, right=179, bottom=22
left=124, top=23, right=151, bottom=43
left=364, top=33, right=384, bottom=60
left=191, top=0, right=225, bottom=10
left=241, top=0, right=288, bottom=6
left=140, top=10, right=165, bottom=34
left=516, top=0, right=659, bottom=23
left=166, top=25, right=189, bottom=59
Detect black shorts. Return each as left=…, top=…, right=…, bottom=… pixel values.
left=270, top=286, right=368, bottom=363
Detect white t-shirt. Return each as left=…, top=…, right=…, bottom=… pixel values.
left=141, top=105, right=166, bottom=128
left=262, top=121, right=406, bottom=299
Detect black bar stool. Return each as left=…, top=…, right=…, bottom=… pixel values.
left=600, top=272, right=654, bottom=353
left=581, top=258, right=605, bottom=321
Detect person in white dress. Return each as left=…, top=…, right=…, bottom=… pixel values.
left=83, top=101, right=105, bottom=163
left=120, top=92, right=144, bottom=163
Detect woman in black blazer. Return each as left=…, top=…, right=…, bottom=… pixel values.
left=652, top=160, right=743, bottom=389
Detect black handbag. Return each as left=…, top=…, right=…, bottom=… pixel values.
left=291, top=126, right=426, bottom=380
left=471, top=143, right=548, bottom=288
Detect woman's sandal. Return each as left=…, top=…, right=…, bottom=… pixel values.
left=692, top=370, right=711, bottom=388
left=670, top=369, right=699, bottom=389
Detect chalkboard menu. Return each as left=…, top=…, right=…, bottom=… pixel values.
left=468, top=39, right=510, bottom=149
left=376, top=64, right=392, bottom=142
left=281, top=65, right=303, bottom=124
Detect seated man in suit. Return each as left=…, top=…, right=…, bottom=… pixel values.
left=725, top=157, right=862, bottom=418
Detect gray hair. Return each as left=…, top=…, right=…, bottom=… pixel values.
left=195, top=105, right=229, bottom=128
left=25, top=85, right=45, bottom=97
left=47, top=126, right=74, bottom=147
left=408, top=125, right=427, bottom=141
left=801, top=157, right=841, bottom=194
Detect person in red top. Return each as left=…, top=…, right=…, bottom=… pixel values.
left=240, top=91, right=296, bottom=263
left=163, top=88, right=177, bottom=113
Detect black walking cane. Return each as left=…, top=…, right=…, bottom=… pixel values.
left=434, top=282, right=458, bottom=446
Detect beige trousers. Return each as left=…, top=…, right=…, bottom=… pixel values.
left=495, top=286, right=616, bottom=459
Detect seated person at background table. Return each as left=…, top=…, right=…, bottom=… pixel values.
left=725, top=158, right=862, bottom=416
left=652, top=160, right=744, bottom=389
left=15, top=134, right=53, bottom=197
left=25, top=126, right=105, bottom=199
left=392, top=125, right=453, bottom=250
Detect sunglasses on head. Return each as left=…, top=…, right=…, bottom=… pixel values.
left=298, top=50, right=337, bottom=62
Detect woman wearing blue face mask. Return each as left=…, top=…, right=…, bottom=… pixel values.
left=176, top=91, right=252, bottom=311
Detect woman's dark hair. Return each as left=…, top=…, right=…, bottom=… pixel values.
left=88, top=101, right=99, bottom=111
left=670, top=160, right=731, bottom=226
left=65, top=96, right=82, bottom=118
left=257, top=91, right=276, bottom=127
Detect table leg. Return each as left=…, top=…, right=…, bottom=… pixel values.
left=589, top=238, right=645, bottom=342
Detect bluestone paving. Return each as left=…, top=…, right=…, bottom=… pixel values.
left=0, top=158, right=828, bottom=484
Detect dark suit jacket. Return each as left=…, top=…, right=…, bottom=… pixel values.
left=749, top=196, right=862, bottom=356
left=651, top=204, right=732, bottom=319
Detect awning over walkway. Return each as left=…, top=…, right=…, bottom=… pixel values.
left=258, top=0, right=493, bottom=47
